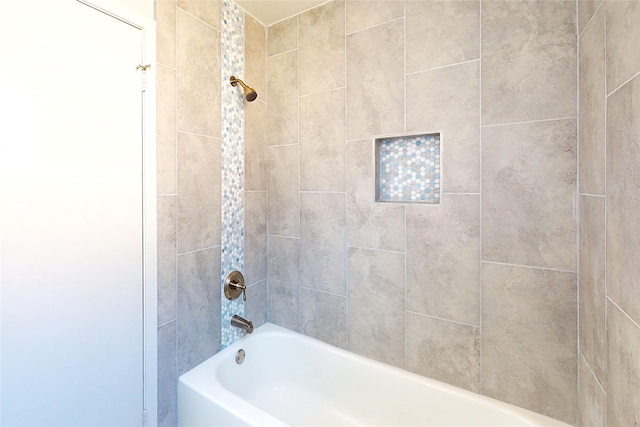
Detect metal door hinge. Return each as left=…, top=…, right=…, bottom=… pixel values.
left=136, top=64, right=151, bottom=92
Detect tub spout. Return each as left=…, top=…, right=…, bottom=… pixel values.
left=231, top=315, right=254, bottom=334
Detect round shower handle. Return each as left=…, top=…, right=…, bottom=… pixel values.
left=224, top=271, right=246, bottom=301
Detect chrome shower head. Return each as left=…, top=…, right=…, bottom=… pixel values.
left=230, top=76, right=257, bottom=102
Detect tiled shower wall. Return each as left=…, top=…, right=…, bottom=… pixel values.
left=155, top=1, right=267, bottom=425
left=265, top=0, right=577, bottom=423
left=577, top=1, right=640, bottom=425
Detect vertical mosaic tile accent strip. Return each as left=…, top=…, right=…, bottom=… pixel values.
left=221, top=0, right=245, bottom=348
left=376, top=134, right=441, bottom=203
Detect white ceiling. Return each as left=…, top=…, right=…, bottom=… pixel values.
left=236, top=0, right=328, bottom=26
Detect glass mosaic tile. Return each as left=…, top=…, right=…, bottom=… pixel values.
left=375, top=134, right=441, bottom=204
left=221, top=0, right=245, bottom=348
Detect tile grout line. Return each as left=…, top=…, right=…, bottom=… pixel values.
left=345, top=16, right=404, bottom=37
left=173, top=0, right=180, bottom=396
left=577, top=0, right=605, bottom=39
left=406, top=310, right=481, bottom=330
left=607, top=296, right=640, bottom=330
left=478, top=0, right=484, bottom=395
left=607, top=68, right=640, bottom=98
left=406, top=58, right=481, bottom=77
left=267, top=142, right=299, bottom=148
left=156, top=61, right=176, bottom=72
left=176, top=129, right=221, bottom=139
left=267, top=46, right=298, bottom=59
left=296, top=14, right=301, bottom=333
left=403, top=0, right=408, bottom=371
left=158, top=318, right=177, bottom=329
left=263, top=16, right=270, bottom=325
left=575, top=0, right=581, bottom=419
left=177, top=7, right=221, bottom=32
left=602, top=6, right=609, bottom=402
left=579, top=353, right=607, bottom=396
left=349, top=244, right=405, bottom=255
left=481, top=115, right=578, bottom=129
left=344, top=2, right=350, bottom=352
left=299, top=285, right=347, bottom=299
left=299, top=86, right=346, bottom=99
left=268, top=234, right=300, bottom=240
left=176, top=245, right=222, bottom=257
left=481, top=260, right=578, bottom=274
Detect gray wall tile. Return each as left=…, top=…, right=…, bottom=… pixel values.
left=300, top=287, right=347, bottom=349
left=245, top=280, right=268, bottom=328
left=177, top=132, right=221, bottom=253
left=177, top=0, right=221, bottom=30
left=298, top=1, right=345, bottom=96
left=482, top=119, right=577, bottom=271
left=406, top=195, right=480, bottom=326
left=267, top=144, right=299, bottom=237
left=347, top=248, right=404, bottom=367
left=406, top=61, right=480, bottom=193
left=158, top=196, right=177, bottom=325
left=300, top=193, right=346, bottom=295
left=406, top=0, right=479, bottom=73
left=578, top=355, right=606, bottom=427
left=245, top=14, right=266, bottom=102
left=158, top=321, right=177, bottom=427
left=267, top=236, right=299, bottom=331
left=245, top=100, right=267, bottom=191
left=579, top=6, right=606, bottom=195
left=606, top=301, right=640, bottom=427
left=157, top=0, right=176, bottom=68
left=346, top=140, right=404, bottom=251
left=606, top=75, right=640, bottom=324
left=346, top=19, right=404, bottom=140
left=482, top=262, right=577, bottom=423
left=481, top=0, right=576, bottom=125
left=606, top=0, right=640, bottom=93
left=345, top=0, right=403, bottom=34
left=267, top=51, right=298, bottom=145
left=579, top=195, right=606, bottom=382
left=299, top=88, right=346, bottom=191
left=157, top=65, right=177, bottom=195
left=267, top=16, right=296, bottom=56
left=406, top=313, right=480, bottom=393
left=177, top=247, right=221, bottom=375
left=176, top=9, right=221, bottom=137
left=245, top=191, right=267, bottom=286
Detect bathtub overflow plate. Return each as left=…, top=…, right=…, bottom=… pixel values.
left=236, top=349, right=245, bottom=364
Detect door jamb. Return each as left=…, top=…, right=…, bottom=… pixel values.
left=75, top=1, right=157, bottom=424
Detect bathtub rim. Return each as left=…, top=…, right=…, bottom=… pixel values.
left=178, top=322, right=572, bottom=427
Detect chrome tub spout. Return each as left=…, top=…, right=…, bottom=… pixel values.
left=231, top=315, right=254, bottom=334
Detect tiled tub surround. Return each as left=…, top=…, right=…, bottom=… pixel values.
left=152, top=0, right=640, bottom=426
left=266, top=0, right=578, bottom=424
left=577, top=1, right=640, bottom=425
left=155, top=1, right=268, bottom=425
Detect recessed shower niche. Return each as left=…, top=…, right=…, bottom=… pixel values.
left=375, top=133, right=441, bottom=204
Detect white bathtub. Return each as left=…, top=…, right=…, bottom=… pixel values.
left=178, top=323, right=571, bottom=427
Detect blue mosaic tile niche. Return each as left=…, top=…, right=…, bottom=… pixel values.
left=375, top=134, right=441, bottom=203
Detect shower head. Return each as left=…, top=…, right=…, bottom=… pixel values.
left=230, top=76, right=258, bottom=102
